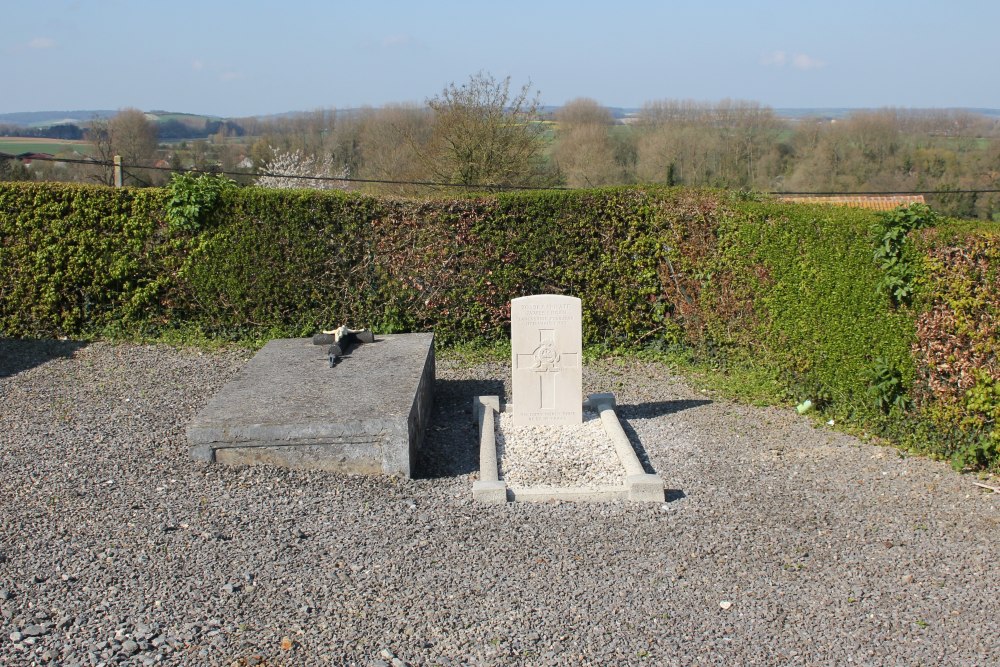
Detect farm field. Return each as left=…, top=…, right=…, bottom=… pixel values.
left=0, top=137, right=93, bottom=155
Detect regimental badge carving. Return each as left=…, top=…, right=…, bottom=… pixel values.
left=530, top=340, right=560, bottom=372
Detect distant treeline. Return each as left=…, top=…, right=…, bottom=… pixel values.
left=5, top=87, right=1000, bottom=220
left=0, top=118, right=245, bottom=141
left=224, top=100, right=1000, bottom=219
left=156, top=118, right=245, bottom=140
left=0, top=123, right=84, bottom=140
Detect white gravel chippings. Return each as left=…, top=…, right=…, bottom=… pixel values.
left=1, top=340, right=998, bottom=666
left=496, top=410, right=623, bottom=488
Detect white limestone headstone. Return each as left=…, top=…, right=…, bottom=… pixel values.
left=511, top=294, right=582, bottom=427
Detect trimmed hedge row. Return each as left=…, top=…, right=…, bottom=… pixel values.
left=0, top=183, right=705, bottom=345
left=0, top=181, right=997, bottom=469
left=710, top=201, right=920, bottom=421
left=0, top=185, right=165, bottom=335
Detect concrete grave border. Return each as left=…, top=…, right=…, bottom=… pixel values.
left=471, top=393, right=665, bottom=504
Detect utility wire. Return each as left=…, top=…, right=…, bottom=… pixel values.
left=0, top=153, right=566, bottom=191
left=121, top=168, right=153, bottom=188
left=775, top=189, right=1000, bottom=196
left=3, top=153, right=1000, bottom=196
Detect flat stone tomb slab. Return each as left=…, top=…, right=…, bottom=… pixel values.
left=511, top=294, right=582, bottom=427
left=188, top=334, right=434, bottom=477
left=472, top=393, right=665, bottom=503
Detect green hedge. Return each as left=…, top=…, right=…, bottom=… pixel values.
left=0, top=183, right=699, bottom=345
left=1, top=181, right=997, bottom=469
left=710, top=201, right=919, bottom=422
left=0, top=184, right=165, bottom=335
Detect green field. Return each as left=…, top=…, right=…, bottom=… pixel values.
left=0, top=137, right=93, bottom=156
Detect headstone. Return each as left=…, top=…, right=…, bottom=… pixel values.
left=511, top=294, right=582, bottom=427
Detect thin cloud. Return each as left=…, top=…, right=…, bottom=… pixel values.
left=791, top=53, right=825, bottom=70
left=189, top=59, right=241, bottom=81
left=380, top=34, right=422, bottom=48
left=28, top=37, right=56, bottom=49
left=761, top=51, right=787, bottom=67
left=761, top=50, right=826, bottom=70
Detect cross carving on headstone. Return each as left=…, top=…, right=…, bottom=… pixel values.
left=515, top=329, right=579, bottom=410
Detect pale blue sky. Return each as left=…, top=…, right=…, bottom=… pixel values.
left=4, top=0, right=998, bottom=116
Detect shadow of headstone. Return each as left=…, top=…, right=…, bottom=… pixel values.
left=664, top=489, right=686, bottom=503
left=618, top=399, right=713, bottom=419
left=615, top=400, right=713, bottom=475
left=414, top=377, right=505, bottom=479
left=0, top=338, right=88, bottom=379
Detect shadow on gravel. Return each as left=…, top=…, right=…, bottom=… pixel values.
left=0, top=338, right=88, bottom=379
left=664, top=489, right=686, bottom=502
left=614, top=401, right=709, bottom=477
left=414, top=377, right=506, bottom=479
left=618, top=399, right=712, bottom=418
left=616, top=416, right=660, bottom=475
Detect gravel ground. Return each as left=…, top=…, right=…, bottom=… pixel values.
left=497, top=411, right=622, bottom=488
left=1, top=339, right=998, bottom=667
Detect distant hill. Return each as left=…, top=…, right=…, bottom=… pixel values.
left=0, top=110, right=117, bottom=127
left=959, top=108, right=1000, bottom=119
left=774, top=107, right=1000, bottom=121
left=2, top=106, right=999, bottom=130
left=0, top=110, right=246, bottom=141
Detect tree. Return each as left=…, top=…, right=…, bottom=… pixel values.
left=422, top=71, right=548, bottom=188
left=0, top=156, right=32, bottom=182
left=551, top=98, right=620, bottom=187
left=556, top=97, right=613, bottom=127
left=356, top=104, right=433, bottom=195
left=256, top=147, right=348, bottom=190
left=635, top=99, right=785, bottom=189
left=86, top=108, right=159, bottom=186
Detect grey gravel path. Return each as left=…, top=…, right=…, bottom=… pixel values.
left=0, top=340, right=998, bottom=667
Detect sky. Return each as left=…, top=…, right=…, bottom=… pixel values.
left=4, top=0, right=999, bottom=117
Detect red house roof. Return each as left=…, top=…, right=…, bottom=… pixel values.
left=778, top=194, right=926, bottom=211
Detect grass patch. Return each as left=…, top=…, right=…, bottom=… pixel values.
left=93, top=321, right=271, bottom=352
left=636, top=346, right=787, bottom=407
left=0, top=138, right=93, bottom=155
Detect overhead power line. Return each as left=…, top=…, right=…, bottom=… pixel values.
left=3, top=153, right=1000, bottom=196
left=0, top=153, right=566, bottom=191
left=776, top=189, right=1000, bottom=196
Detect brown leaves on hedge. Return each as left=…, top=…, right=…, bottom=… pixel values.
left=913, top=239, right=1000, bottom=408
left=371, top=200, right=509, bottom=336
left=653, top=189, right=744, bottom=345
